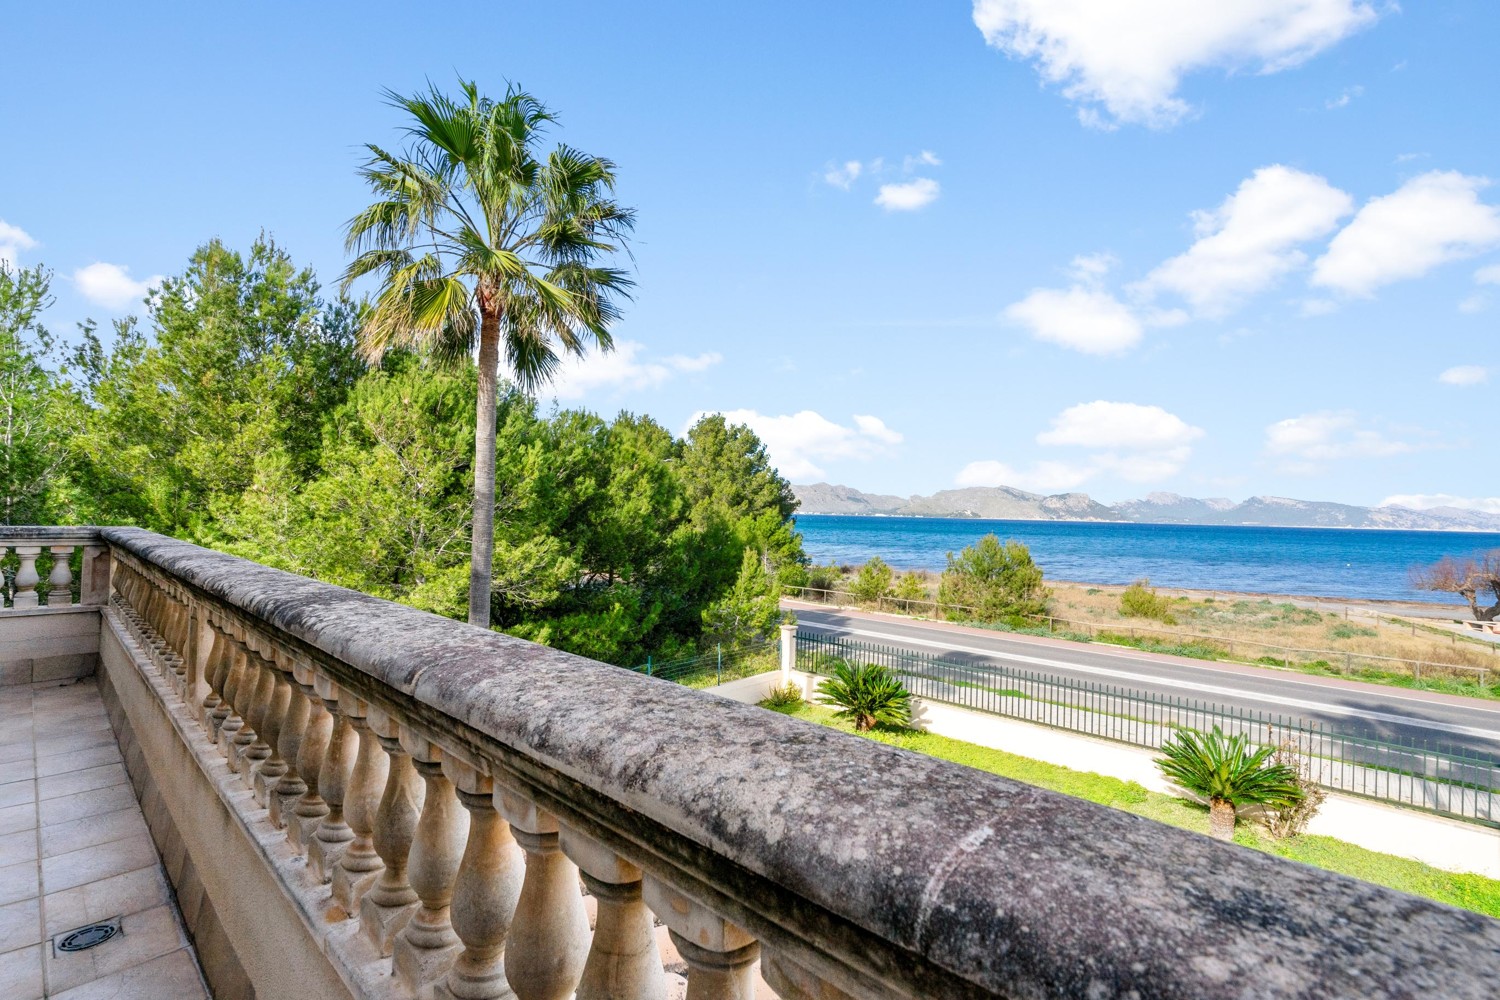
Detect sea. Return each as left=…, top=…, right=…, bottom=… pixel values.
left=793, top=515, right=1500, bottom=605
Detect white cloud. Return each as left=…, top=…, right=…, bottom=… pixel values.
left=0, top=220, right=37, bottom=267
left=1005, top=285, right=1142, bottom=354
left=548, top=340, right=721, bottom=401
left=1379, top=493, right=1500, bottom=514
left=73, top=262, right=163, bottom=310
left=1067, top=251, right=1117, bottom=282
left=955, top=459, right=1095, bottom=493
left=874, top=178, right=941, bottom=212
left=1324, top=84, right=1364, bottom=109
left=971, top=0, right=1379, bottom=128
left=1458, top=293, right=1489, bottom=314
left=1311, top=172, right=1500, bottom=296
left=1038, top=401, right=1205, bottom=450
left=1474, top=263, right=1500, bottom=285
left=1438, top=365, right=1488, bottom=386
left=694, top=409, right=902, bottom=481
left=1137, top=165, right=1353, bottom=317
left=903, top=150, right=942, bottom=171
left=824, top=160, right=863, bottom=190
left=1264, top=411, right=1415, bottom=464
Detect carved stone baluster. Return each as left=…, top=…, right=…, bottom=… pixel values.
left=309, top=676, right=356, bottom=882
left=435, top=759, right=523, bottom=1000
left=217, top=636, right=249, bottom=760
left=561, top=826, right=667, bottom=1000
left=359, top=707, right=426, bottom=956
left=200, top=618, right=227, bottom=732
left=270, top=648, right=310, bottom=830
left=235, top=644, right=275, bottom=782
left=251, top=643, right=291, bottom=808
left=13, top=545, right=42, bottom=609
left=333, top=695, right=389, bottom=913
left=642, top=878, right=759, bottom=1000
left=759, top=951, right=857, bottom=1000
left=497, top=785, right=589, bottom=1000
left=393, top=735, right=470, bottom=994
left=289, top=660, right=332, bottom=853
left=47, top=544, right=75, bottom=605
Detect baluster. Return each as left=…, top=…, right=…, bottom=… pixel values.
left=560, top=826, right=667, bottom=1000
left=393, top=735, right=470, bottom=993
left=289, top=659, right=332, bottom=853
left=309, top=676, right=356, bottom=882
left=497, top=784, right=589, bottom=1000
left=435, top=759, right=523, bottom=1000
left=250, top=642, right=291, bottom=808
left=235, top=644, right=275, bottom=781
left=642, top=878, right=759, bottom=1000
left=205, top=622, right=233, bottom=737
left=47, top=544, right=75, bottom=605
left=270, top=648, right=310, bottom=830
left=217, top=636, right=249, bottom=760
left=359, top=707, right=426, bottom=955
left=13, top=545, right=41, bottom=609
left=333, top=695, right=389, bottom=913
left=760, top=951, right=857, bottom=1000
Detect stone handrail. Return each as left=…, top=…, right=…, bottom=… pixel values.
left=90, top=525, right=1500, bottom=998
left=0, top=525, right=108, bottom=610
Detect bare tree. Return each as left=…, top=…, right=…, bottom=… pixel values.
left=1413, top=552, right=1500, bottom=621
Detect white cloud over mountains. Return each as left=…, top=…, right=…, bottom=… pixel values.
left=692, top=409, right=903, bottom=481
left=1264, top=411, right=1417, bottom=473
left=1311, top=172, right=1500, bottom=296
left=0, top=220, right=37, bottom=267
left=958, top=401, right=1203, bottom=492
left=547, top=340, right=722, bottom=401
left=1379, top=493, right=1500, bottom=514
left=74, top=262, right=164, bottom=310
left=971, top=0, right=1379, bottom=128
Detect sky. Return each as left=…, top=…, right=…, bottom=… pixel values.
left=3, top=1, right=1498, bottom=510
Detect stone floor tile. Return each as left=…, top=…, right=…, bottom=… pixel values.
left=38, top=784, right=136, bottom=827
left=0, top=828, right=37, bottom=867
left=0, top=757, right=35, bottom=785
left=0, top=779, right=35, bottom=809
left=41, top=806, right=149, bottom=860
left=0, top=858, right=39, bottom=906
left=0, top=802, right=36, bottom=836
left=37, top=762, right=127, bottom=802
left=0, top=943, right=43, bottom=1000
left=0, top=740, right=34, bottom=766
left=35, top=744, right=122, bottom=779
left=48, top=947, right=207, bottom=1000
left=42, top=865, right=170, bottom=937
left=0, top=896, right=41, bottom=951
left=32, top=729, right=116, bottom=760
left=41, top=832, right=158, bottom=894
left=44, top=903, right=189, bottom=995
left=0, top=722, right=33, bottom=745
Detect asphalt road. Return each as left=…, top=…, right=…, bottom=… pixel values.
left=788, top=603, right=1500, bottom=762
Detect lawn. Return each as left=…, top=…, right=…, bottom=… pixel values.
left=767, top=700, right=1500, bottom=918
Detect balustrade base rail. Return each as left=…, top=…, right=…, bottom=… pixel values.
left=796, top=631, right=1500, bottom=826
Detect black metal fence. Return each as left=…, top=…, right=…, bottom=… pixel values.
left=796, top=631, right=1500, bottom=826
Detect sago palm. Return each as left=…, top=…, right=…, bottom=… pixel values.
left=1155, top=726, right=1303, bottom=841
left=344, top=80, right=634, bottom=627
left=816, top=660, right=913, bottom=731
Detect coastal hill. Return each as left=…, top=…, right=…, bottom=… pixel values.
left=792, top=483, right=1500, bottom=531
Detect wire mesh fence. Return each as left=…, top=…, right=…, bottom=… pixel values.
left=628, top=641, right=779, bottom=689
left=796, top=631, right=1500, bottom=826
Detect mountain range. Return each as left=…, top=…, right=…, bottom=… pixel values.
left=791, top=483, right=1500, bottom=532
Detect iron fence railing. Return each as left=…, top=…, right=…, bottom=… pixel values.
left=629, top=641, right=779, bottom=689
left=784, top=586, right=1497, bottom=684
left=796, top=631, right=1500, bottom=826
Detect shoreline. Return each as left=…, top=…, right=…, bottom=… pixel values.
left=792, top=512, right=1500, bottom=535
left=1046, top=579, right=1472, bottom=619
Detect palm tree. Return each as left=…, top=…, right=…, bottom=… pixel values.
left=1155, top=726, right=1303, bottom=841
left=344, top=80, right=634, bottom=628
left=815, top=660, right=913, bottom=731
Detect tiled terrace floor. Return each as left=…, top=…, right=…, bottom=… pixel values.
left=0, top=680, right=209, bottom=1000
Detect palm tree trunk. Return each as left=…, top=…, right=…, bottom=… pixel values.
left=468, top=308, right=501, bottom=628
left=1208, top=798, right=1236, bottom=841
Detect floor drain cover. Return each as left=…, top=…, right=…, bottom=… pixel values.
left=55, top=919, right=122, bottom=953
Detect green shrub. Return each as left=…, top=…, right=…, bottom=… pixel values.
left=1329, top=623, right=1378, bottom=640
left=806, top=563, right=844, bottom=593
left=893, top=571, right=927, bottom=603
left=1156, top=726, right=1302, bottom=840
left=849, top=557, right=894, bottom=603
left=938, top=534, right=1049, bottom=621
left=1119, top=579, right=1177, bottom=624
left=761, top=682, right=804, bottom=709
left=815, top=659, right=912, bottom=731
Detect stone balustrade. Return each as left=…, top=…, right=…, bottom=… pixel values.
left=0, top=526, right=108, bottom=610
left=29, top=525, right=1500, bottom=999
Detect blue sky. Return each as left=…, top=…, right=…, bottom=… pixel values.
left=4, top=2, right=1498, bottom=510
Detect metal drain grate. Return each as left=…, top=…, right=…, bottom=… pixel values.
left=55, top=918, right=122, bottom=953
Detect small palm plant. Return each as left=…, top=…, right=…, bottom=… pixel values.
left=815, top=660, right=912, bottom=731
left=1156, top=726, right=1303, bottom=841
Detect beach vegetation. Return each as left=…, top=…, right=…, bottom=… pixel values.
left=893, top=571, right=928, bottom=603
left=1155, top=726, right=1303, bottom=841
left=815, top=659, right=912, bottom=730
left=849, top=556, right=894, bottom=603
left=1414, top=552, right=1500, bottom=622
left=1119, top=578, right=1177, bottom=624
left=938, top=534, right=1049, bottom=622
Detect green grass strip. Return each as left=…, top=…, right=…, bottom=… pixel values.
left=767, top=701, right=1500, bottom=918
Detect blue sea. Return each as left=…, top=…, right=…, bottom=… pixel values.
left=794, top=515, right=1500, bottom=605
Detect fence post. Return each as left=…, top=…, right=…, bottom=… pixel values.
left=646, top=655, right=652, bottom=677
left=717, top=644, right=723, bottom=685
left=779, top=623, right=795, bottom=682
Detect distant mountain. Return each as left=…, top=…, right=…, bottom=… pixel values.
left=790, top=483, right=1500, bottom=532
